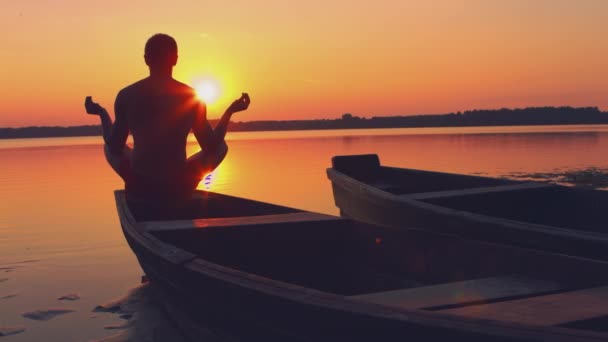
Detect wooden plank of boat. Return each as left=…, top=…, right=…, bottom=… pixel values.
left=441, top=285, right=608, bottom=326
left=139, top=212, right=341, bottom=232
left=351, top=275, right=566, bottom=310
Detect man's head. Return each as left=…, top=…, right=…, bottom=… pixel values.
left=144, top=34, right=178, bottom=69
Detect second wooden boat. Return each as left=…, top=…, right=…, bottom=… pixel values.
left=327, top=154, right=608, bottom=261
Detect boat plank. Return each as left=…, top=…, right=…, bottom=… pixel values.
left=441, top=285, right=608, bottom=326
left=401, top=183, right=552, bottom=201
left=139, top=212, right=342, bottom=231
left=351, top=275, right=564, bottom=310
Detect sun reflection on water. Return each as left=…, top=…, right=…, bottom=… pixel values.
left=200, top=173, right=215, bottom=190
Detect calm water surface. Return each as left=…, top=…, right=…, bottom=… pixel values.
left=2, top=125, right=608, bottom=341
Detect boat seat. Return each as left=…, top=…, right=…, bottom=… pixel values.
left=440, top=285, right=608, bottom=326
left=138, top=212, right=342, bottom=231
left=351, top=275, right=565, bottom=310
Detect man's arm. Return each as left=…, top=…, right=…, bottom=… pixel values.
left=210, top=104, right=238, bottom=145
left=192, top=93, right=250, bottom=151
left=108, top=92, right=129, bottom=154
left=192, top=101, right=216, bottom=150
left=218, top=93, right=250, bottom=141
left=84, top=94, right=128, bottom=154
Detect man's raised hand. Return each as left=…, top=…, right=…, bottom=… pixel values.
left=84, top=96, right=107, bottom=116
left=227, top=93, right=251, bottom=114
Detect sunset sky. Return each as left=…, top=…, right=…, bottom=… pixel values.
left=1, top=0, right=607, bottom=127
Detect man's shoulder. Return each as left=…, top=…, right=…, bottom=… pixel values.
left=118, top=79, right=147, bottom=96
left=173, top=79, right=193, bottom=89
left=116, top=78, right=197, bottom=101
left=172, top=80, right=197, bottom=96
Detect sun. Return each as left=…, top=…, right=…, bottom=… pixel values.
left=194, top=78, right=221, bottom=104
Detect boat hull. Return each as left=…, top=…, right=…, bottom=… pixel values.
left=115, top=189, right=608, bottom=341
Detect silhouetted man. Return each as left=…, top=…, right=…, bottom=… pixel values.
left=85, top=33, right=250, bottom=204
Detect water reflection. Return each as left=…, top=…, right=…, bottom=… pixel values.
left=2, top=126, right=608, bottom=340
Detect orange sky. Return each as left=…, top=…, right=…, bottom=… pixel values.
left=1, top=0, right=607, bottom=127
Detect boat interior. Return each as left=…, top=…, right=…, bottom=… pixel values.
left=127, top=191, right=608, bottom=333
left=422, top=186, right=608, bottom=232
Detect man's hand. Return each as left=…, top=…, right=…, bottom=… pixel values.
left=227, top=93, right=250, bottom=114
left=84, top=96, right=108, bottom=116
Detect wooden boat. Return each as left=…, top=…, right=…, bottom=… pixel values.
left=116, top=189, right=608, bottom=341
left=327, top=154, right=608, bottom=261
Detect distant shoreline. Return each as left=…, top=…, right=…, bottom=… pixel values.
left=2, top=106, right=607, bottom=140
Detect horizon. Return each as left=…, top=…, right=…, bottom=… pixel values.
left=1, top=105, right=606, bottom=132
left=2, top=1, right=608, bottom=127
left=2, top=104, right=607, bottom=130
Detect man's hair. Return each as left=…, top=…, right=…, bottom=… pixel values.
left=144, top=34, right=178, bottom=66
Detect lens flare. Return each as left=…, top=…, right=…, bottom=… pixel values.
left=195, top=78, right=221, bottom=104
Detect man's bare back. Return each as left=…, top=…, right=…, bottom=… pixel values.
left=85, top=34, right=250, bottom=203
left=114, top=78, right=199, bottom=180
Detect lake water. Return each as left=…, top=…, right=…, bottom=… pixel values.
left=2, top=125, right=608, bottom=341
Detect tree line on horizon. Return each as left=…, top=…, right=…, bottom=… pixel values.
left=1, top=106, right=607, bottom=139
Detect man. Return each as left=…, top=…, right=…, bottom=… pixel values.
left=85, top=33, right=250, bottom=205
